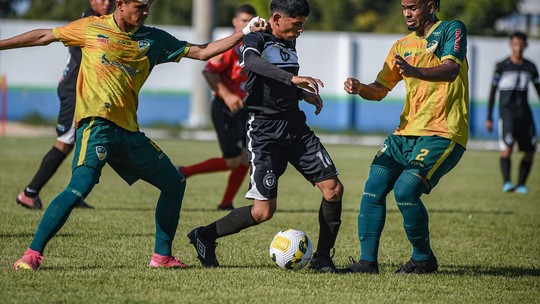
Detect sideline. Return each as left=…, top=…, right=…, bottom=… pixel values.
left=0, top=121, right=528, bottom=152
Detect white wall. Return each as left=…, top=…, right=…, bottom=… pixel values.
left=1, top=19, right=539, bottom=102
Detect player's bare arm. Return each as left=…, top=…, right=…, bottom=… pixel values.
left=203, top=71, right=244, bottom=113
left=187, top=17, right=267, bottom=61
left=394, top=55, right=460, bottom=82
left=300, top=91, right=323, bottom=115
left=344, top=78, right=389, bottom=101
left=0, top=29, right=56, bottom=50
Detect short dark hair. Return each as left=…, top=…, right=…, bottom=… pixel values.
left=235, top=4, right=257, bottom=16
left=270, top=0, right=310, bottom=18
left=510, top=31, right=527, bottom=43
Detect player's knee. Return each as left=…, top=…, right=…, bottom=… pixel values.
left=160, top=172, right=186, bottom=201
left=523, top=152, right=534, bottom=162
left=54, top=140, right=74, bottom=154
left=66, top=166, right=100, bottom=198
left=393, top=172, right=426, bottom=203
left=321, top=178, right=343, bottom=202
left=363, top=166, right=395, bottom=199
left=252, top=201, right=276, bottom=223
left=225, top=156, right=242, bottom=169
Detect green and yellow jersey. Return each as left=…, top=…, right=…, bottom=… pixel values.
left=52, top=14, right=191, bottom=132
left=376, top=20, right=469, bottom=148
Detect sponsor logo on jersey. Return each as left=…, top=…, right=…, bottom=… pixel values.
left=117, top=39, right=132, bottom=46
left=101, top=54, right=141, bottom=76
left=426, top=40, right=438, bottom=53
left=97, top=34, right=109, bottom=44
left=454, top=29, right=461, bottom=52
left=138, top=40, right=150, bottom=55
left=403, top=51, right=413, bottom=62
left=263, top=170, right=276, bottom=190
left=96, top=146, right=107, bottom=161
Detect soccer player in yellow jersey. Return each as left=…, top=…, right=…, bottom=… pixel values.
left=340, top=0, right=468, bottom=274
left=1, top=0, right=267, bottom=270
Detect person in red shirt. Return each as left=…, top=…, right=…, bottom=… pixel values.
left=179, top=4, right=257, bottom=210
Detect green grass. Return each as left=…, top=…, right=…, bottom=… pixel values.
left=1, top=135, right=539, bottom=303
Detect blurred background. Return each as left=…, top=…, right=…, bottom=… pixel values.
left=0, top=0, right=539, bottom=140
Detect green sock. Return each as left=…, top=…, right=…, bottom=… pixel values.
left=394, top=172, right=431, bottom=261
left=148, top=164, right=186, bottom=256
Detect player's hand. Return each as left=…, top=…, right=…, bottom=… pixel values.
left=394, top=55, right=419, bottom=78
left=292, top=75, right=324, bottom=94
left=301, top=91, right=323, bottom=115
left=223, top=93, right=244, bottom=113
left=344, top=77, right=362, bottom=94
left=485, top=119, right=493, bottom=133
left=243, top=17, right=268, bottom=35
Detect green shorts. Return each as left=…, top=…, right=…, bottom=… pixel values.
left=371, top=134, right=465, bottom=192
left=72, top=117, right=172, bottom=185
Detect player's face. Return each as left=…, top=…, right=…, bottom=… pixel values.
left=509, top=37, right=526, bottom=58
left=118, top=0, right=150, bottom=27
left=401, top=0, right=434, bottom=32
left=272, top=13, right=307, bottom=41
left=232, top=12, right=256, bottom=33
left=90, top=0, right=113, bottom=16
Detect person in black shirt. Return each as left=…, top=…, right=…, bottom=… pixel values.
left=187, top=0, right=344, bottom=273
left=486, top=31, right=540, bottom=194
left=16, top=0, right=113, bottom=210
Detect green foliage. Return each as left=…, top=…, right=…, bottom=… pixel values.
left=1, top=136, right=539, bottom=303
left=7, top=0, right=522, bottom=35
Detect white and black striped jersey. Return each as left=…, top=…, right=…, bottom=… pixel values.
left=240, top=31, right=303, bottom=117
left=488, top=57, right=540, bottom=120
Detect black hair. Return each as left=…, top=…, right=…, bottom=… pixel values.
left=235, top=4, right=257, bottom=16
left=510, top=31, right=528, bottom=43
left=270, top=0, right=310, bottom=18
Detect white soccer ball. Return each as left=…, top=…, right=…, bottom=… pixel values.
left=269, top=228, right=313, bottom=270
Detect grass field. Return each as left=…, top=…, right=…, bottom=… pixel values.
left=1, top=135, right=539, bottom=303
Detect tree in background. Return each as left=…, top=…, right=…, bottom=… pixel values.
left=5, top=0, right=523, bottom=36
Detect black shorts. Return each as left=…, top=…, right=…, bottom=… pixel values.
left=498, top=115, right=537, bottom=152
left=55, top=80, right=77, bottom=144
left=245, top=111, right=338, bottom=200
left=211, top=98, right=248, bottom=158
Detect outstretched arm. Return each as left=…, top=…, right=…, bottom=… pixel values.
left=343, top=78, right=390, bottom=101
left=0, top=29, right=56, bottom=50
left=186, top=17, right=267, bottom=61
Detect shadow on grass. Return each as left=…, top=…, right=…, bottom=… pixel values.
left=383, top=262, right=540, bottom=277
left=181, top=208, right=513, bottom=215
left=441, top=264, right=540, bottom=277
left=1, top=232, right=154, bottom=238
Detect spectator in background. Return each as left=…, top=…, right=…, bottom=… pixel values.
left=486, top=31, right=540, bottom=194
left=16, top=0, right=113, bottom=210
left=178, top=4, right=256, bottom=211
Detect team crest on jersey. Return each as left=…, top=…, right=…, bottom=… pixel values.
left=279, top=48, right=291, bottom=61
left=426, top=40, right=439, bottom=53
left=263, top=171, right=276, bottom=190
left=96, top=146, right=107, bottom=161
left=376, top=144, right=387, bottom=157
left=97, top=34, right=109, bottom=44
left=138, top=40, right=150, bottom=55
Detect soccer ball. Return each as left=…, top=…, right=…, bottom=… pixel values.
left=269, top=228, right=313, bottom=270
